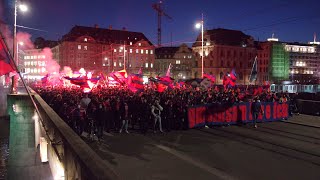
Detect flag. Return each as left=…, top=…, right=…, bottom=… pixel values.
left=0, top=36, right=15, bottom=75
left=229, top=69, right=237, bottom=87
left=64, top=76, right=100, bottom=89
left=110, top=69, right=128, bottom=85
left=249, top=57, right=258, bottom=83
left=166, top=63, right=172, bottom=77
left=128, top=74, right=144, bottom=92
left=41, top=74, right=49, bottom=84
left=223, top=69, right=237, bottom=89
left=203, top=73, right=216, bottom=83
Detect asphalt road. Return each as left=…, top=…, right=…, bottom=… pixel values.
left=87, top=116, right=320, bottom=180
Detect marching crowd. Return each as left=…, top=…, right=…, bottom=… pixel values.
left=33, top=85, right=298, bottom=140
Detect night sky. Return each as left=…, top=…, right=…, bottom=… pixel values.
left=2, top=0, right=320, bottom=46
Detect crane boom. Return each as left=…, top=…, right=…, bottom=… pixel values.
left=152, top=1, right=172, bottom=47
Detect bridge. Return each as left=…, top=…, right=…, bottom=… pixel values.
left=1, top=86, right=320, bottom=179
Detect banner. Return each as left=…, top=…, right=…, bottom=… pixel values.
left=188, top=102, right=289, bottom=128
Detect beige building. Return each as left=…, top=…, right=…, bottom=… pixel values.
left=192, top=28, right=257, bottom=85
left=155, top=44, right=195, bottom=79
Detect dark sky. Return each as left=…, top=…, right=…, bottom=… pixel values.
left=3, top=0, right=320, bottom=46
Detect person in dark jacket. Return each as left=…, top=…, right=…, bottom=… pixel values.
left=119, top=102, right=129, bottom=134
left=95, top=103, right=105, bottom=140
left=251, top=97, right=264, bottom=128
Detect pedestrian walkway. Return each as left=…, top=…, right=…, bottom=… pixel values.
left=284, top=114, right=320, bottom=128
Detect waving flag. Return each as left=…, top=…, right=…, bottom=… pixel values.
left=203, top=73, right=216, bottom=83
left=110, top=69, right=128, bottom=85
left=249, top=56, right=258, bottom=83
left=223, top=69, right=237, bottom=89
left=64, top=76, right=100, bottom=89
left=128, top=74, right=144, bottom=92
left=0, top=35, right=15, bottom=75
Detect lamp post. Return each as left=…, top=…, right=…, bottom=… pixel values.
left=11, top=0, right=28, bottom=94
left=195, top=14, right=204, bottom=78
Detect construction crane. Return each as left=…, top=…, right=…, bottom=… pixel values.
left=152, top=0, right=172, bottom=47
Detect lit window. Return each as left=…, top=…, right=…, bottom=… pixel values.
left=103, top=64, right=106, bottom=66
left=78, top=45, right=81, bottom=50
left=119, top=49, right=122, bottom=53
left=130, top=49, right=132, bottom=53
left=94, top=62, right=96, bottom=65
left=42, top=55, right=46, bottom=59
left=119, top=62, right=122, bottom=67
left=24, top=62, right=27, bottom=66
left=136, top=49, right=139, bottom=53
left=129, top=64, right=132, bottom=67
left=150, top=50, right=153, bottom=54
left=141, top=49, right=144, bottom=54
left=104, top=57, right=108, bottom=60
left=151, top=63, right=153, bottom=68
left=130, top=42, right=132, bottom=45
left=84, top=38, right=87, bottom=42
left=38, top=55, right=41, bottom=59
left=146, top=50, right=148, bottom=54
left=176, top=60, right=181, bottom=64
left=184, top=56, right=186, bottom=59
left=138, top=43, right=141, bottom=46
left=34, top=56, right=37, bottom=59
left=114, top=49, right=117, bottom=52
left=42, top=67, right=45, bottom=73
left=114, top=62, right=117, bottom=67
left=84, top=46, right=88, bottom=50
left=31, top=69, right=33, bottom=73
left=31, top=61, right=33, bottom=66
left=145, top=63, right=148, bottom=68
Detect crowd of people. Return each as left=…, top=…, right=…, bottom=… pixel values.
left=33, top=84, right=298, bottom=140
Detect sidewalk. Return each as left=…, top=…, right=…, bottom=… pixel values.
left=283, top=114, right=320, bottom=128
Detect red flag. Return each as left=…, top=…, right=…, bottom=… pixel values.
left=0, top=37, right=15, bottom=75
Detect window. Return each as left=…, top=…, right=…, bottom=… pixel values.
left=130, top=49, right=133, bottom=53
left=78, top=45, right=81, bottom=50
left=150, top=50, right=153, bottom=54
left=146, top=50, right=148, bottom=54
left=184, top=56, right=186, bottom=59
left=84, top=46, right=88, bottom=50
left=151, top=63, right=153, bottom=68
left=84, top=38, right=87, bottom=42
left=114, top=49, right=117, bottom=53
left=141, top=49, right=144, bottom=54
left=130, top=42, right=132, bottom=45
left=136, top=49, right=139, bottom=53
left=114, top=62, right=117, bottom=67
left=176, top=60, right=181, bottom=64
left=138, top=43, right=141, bottom=46
left=119, top=62, right=122, bottom=67
left=145, top=63, right=148, bottom=68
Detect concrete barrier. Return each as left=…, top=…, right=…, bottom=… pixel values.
left=33, top=93, right=119, bottom=180
left=297, top=99, right=320, bottom=116
left=7, top=90, right=119, bottom=180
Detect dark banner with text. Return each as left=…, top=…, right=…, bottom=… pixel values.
left=188, top=102, right=289, bottom=129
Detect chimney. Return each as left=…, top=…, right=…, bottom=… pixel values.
left=94, top=24, right=99, bottom=28
left=109, top=25, right=112, bottom=30
left=122, top=27, right=127, bottom=31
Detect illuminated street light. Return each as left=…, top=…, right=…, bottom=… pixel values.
left=11, top=1, right=28, bottom=94
left=195, top=13, right=204, bottom=78
left=18, top=4, right=28, bottom=12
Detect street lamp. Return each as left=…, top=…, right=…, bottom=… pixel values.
left=12, top=0, right=28, bottom=93
left=195, top=13, right=204, bottom=78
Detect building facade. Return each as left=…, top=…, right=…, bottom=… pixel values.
left=54, top=25, right=155, bottom=76
left=22, top=49, right=50, bottom=80
left=192, top=28, right=257, bottom=85
left=285, top=43, right=320, bottom=84
left=155, top=44, right=195, bottom=79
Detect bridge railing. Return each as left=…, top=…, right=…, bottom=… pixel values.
left=31, top=90, right=118, bottom=180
